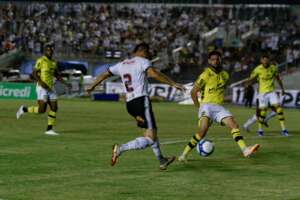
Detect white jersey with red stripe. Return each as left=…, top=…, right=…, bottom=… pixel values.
left=108, top=56, right=151, bottom=102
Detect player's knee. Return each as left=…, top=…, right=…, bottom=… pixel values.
left=51, top=104, right=58, bottom=112
left=260, top=109, right=267, bottom=116
left=228, top=121, right=239, bottom=129
left=144, top=129, right=157, bottom=141
left=196, top=131, right=206, bottom=139
left=275, top=106, right=283, bottom=114
left=231, top=123, right=239, bottom=129
left=38, top=106, right=46, bottom=113
left=144, top=136, right=154, bottom=146
left=270, top=106, right=277, bottom=112
left=198, top=117, right=211, bottom=129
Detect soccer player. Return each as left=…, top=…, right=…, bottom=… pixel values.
left=87, top=43, right=186, bottom=170
left=16, top=44, right=70, bottom=135
left=246, top=54, right=288, bottom=136
left=178, top=51, right=260, bottom=162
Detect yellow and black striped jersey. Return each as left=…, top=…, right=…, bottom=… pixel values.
left=35, top=56, right=57, bottom=89
left=195, top=67, right=229, bottom=105
left=250, top=64, right=278, bottom=94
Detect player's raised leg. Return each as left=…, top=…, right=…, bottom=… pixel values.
left=222, top=117, right=260, bottom=157
left=16, top=100, right=47, bottom=119
left=112, top=128, right=175, bottom=170
left=111, top=136, right=154, bottom=166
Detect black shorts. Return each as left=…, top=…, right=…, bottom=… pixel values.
left=126, top=96, right=157, bottom=129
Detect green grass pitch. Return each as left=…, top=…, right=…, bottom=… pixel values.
left=0, top=99, right=300, bottom=200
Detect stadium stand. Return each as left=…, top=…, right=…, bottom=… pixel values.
left=0, top=2, right=300, bottom=82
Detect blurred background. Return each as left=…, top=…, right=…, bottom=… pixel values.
left=0, top=0, right=299, bottom=107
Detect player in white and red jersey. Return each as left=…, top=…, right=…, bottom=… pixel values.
left=87, top=43, right=185, bottom=170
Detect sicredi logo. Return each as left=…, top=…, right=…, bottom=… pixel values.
left=0, top=86, right=31, bottom=97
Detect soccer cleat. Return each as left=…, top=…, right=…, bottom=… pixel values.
left=243, top=144, right=260, bottom=158
left=281, top=129, right=289, bottom=136
left=177, top=154, right=188, bottom=163
left=45, top=130, right=59, bottom=136
left=242, top=124, right=251, bottom=132
left=111, top=144, right=120, bottom=166
left=16, top=105, right=25, bottom=119
left=257, top=130, right=264, bottom=136
left=159, top=156, right=176, bottom=170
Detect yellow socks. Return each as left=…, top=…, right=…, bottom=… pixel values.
left=275, top=106, right=286, bottom=130
left=231, top=128, right=247, bottom=151
left=48, top=110, right=56, bottom=126
left=182, top=133, right=201, bottom=156
left=28, top=106, right=39, bottom=114
left=258, top=109, right=266, bottom=130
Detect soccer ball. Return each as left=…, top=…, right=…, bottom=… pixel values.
left=196, top=139, right=215, bottom=157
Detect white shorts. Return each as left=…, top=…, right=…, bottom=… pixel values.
left=36, top=85, right=57, bottom=101
left=198, top=103, right=232, bottom=124
left=258, top=92, right=279, bottom=108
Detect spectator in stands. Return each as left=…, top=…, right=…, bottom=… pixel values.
left=0, top=2, right=299, bottom=83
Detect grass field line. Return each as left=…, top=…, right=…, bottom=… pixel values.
left=161, top=134, right=298, bottom=145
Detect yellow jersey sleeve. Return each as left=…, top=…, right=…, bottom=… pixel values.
left=273, top=65, right=279, bottom=77
left=250, top=67, right=258, bottom=80
left=195, top=70, right=209, bottom=88
left=223, top=71, right=230, bottom=85
left=34, top=58, right=43, bottom=71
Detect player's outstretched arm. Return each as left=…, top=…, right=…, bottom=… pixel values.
left=191, top=84, right=200, bottom=108
left=275, top=75, right=285, bottom=95
left=55, top=69, right=72, bottom=89
left=87, top=71, right=112, bottom=94
left=244, top=77, right=256, bottom=87
left=147, top=67, right=186, bottom=91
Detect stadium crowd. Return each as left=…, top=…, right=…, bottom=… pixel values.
left=1, top=2, right=300, bottom=81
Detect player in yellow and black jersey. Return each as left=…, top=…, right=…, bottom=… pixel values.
left=178, top=51, right=260, bottom=162
left=246, top=54, right=288, bottom=136
left=16, top=44, right=70, bottom=135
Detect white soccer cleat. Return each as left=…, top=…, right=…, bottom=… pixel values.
left=243, top=144, right=260, bottom=158
left=45, top=130, right=59, bottom=136
left=16, top=105, right=25, bottom=119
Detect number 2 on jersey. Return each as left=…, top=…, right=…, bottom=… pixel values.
left=123, top=74, right=134, bottom=92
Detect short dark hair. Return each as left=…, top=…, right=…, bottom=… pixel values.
left=133, top=42, right=150, bottom=53
left=44, top=42, right=54, bottom=50
left=261, top=53, right=270, bottom=59
left=208, top=50, right=222, bottom=58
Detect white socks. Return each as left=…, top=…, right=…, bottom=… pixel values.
left=151, top=139, right=164, bottom=161
left=244, top=111, right=277, bottom=129
left=119, top=137, right=154, bottom=154
left=244, top=114, right=257, bottom=128
left=265, top=111, right=277, bottom=122
left=118, top=137, right=164, bottom=161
